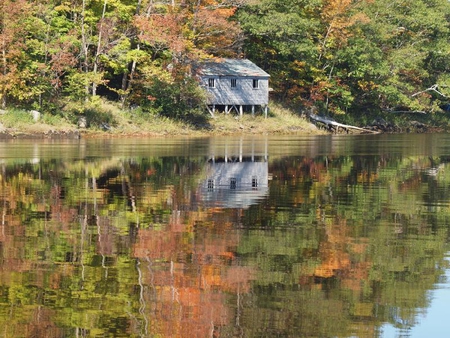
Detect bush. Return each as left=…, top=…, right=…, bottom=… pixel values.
left=41, top=113, right=68, bottom=126
left=137, top=63, right=206, bottom=120
left=62, top=99, right=116, bottom=130
left=0, top=109, right=34, bottom=127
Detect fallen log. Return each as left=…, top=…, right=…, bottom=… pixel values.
left=309, top=114, right=379, bottom=134
left=383, top=110, right=426, bottom=114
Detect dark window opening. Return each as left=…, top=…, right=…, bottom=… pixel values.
left=231, top=79, right=237, bottom=88
left=252, top=79, right=259, bottom=89
left=208, top=78, right=215, bottom=88
left=207, top=179, right=214, bottom=190
left=230, top=178, right=237, bottom=189
left=252, top=177, right=258, bottom=188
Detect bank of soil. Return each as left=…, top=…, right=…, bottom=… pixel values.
left=0, top=108, right=446, bottom=139
left=0, top=109, right=323, bottom=138
left=311, top=112, right=448, bottom=134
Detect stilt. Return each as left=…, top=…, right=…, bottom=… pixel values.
left=225, top=144, right=228, bottom=163
left=251, top=105, right=255, bottom=117
left=264, top=138, right=268, bottom=161
left=239, top=105, right=243, bottom=116
left=225, top=105, right=229, bottom=114
left=206, top=105, right=215, bottom=117
left=264, top=105, right=268, bottom=118
left=251, top=141, right=254, bottom=162
left=239, top=138, right=243, bottom=162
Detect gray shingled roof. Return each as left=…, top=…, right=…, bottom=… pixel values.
left=198, top=58, right=269, bottom=78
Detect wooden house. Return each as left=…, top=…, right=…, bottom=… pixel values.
left=199, top=138, right=269, bottom=209
left=197, top=58, right=270, bottom=117
left=200, top=160, right=269, bottom=209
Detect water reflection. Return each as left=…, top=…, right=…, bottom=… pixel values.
left=200, top=138, right=269, bottom=208
left=0, top=135, right=449, bottom=337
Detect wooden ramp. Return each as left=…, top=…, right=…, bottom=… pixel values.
left=309, top=114, right=379, bottom=134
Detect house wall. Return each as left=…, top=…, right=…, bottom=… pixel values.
left=202, top=162, right=269, bottom=190
left=201, top=76, right=269, bottom=106
left=200, top=161, right=269, bottom=208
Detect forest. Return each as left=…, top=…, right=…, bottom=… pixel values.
left=1, top=0, right=450, bottom=121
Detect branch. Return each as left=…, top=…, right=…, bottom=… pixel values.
left=412, top=84, right=448, bottom=98
left=384, top=110, right=427, bottom=114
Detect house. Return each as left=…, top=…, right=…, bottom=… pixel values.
left=197, top=58, right=270, bottom=117
left=199, top=138, right=269, bottom=209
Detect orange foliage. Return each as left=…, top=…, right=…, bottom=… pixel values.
left=49, top=33, right=79, bottom=89
left=320, top=0, right=370, bottom=49
left=193, top=7, right=241, bottom=56
left=0, top=0, right=32, bottom=103
left=131, top=209, right=256, bottom=337
left=24, top=308, right=64, bottom=338
left=310, top=219, right=372, bottom=292
left=135, top=12, right=188, bottom=54
left=134, top=0, right=241, bottom=59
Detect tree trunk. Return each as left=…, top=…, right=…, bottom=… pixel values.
left=81, top=0, right=90, bottom=99
left=1, top=46, right=6, bottom=109
left=92, top=0, right=108, bottom=97
left=120, top=0, right=150, bottom=106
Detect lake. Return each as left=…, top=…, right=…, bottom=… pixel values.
left=0, top=133, right=450, bottom=337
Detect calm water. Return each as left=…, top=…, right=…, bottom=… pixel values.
left=1, top=134, right=450, bottom=337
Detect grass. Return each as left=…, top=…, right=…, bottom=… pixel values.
left=0, top=101, right=323, bottom=138
left=0, top=108, right=77, bottom=135
left=4, top=100, right=448, bottom=138
left=205, top=103, right=322, bottom=135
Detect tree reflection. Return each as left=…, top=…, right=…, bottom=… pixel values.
left=0, top=149, right=448, bottom=337
left=236, top=154, right=450, bottom=337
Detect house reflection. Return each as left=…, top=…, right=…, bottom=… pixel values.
left=200, top=139, right=269, bottom=209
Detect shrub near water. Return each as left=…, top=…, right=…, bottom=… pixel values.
left=0, top=108, right=77, bottom=134
left=0, top=109, right=34, bottom=128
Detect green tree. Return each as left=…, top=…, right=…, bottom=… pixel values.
left=352, top=0, right=450, bottom=113
left=236, top=0, right=450, bottom=115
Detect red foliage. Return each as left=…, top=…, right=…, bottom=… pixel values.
left=135, top=12, right=188, bottom=54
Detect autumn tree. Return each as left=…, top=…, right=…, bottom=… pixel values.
left=0, top=0, right=37, bottom=108
left=235, top=0, right=322, bottom=106
left=130, top=0, right=244, bottom=117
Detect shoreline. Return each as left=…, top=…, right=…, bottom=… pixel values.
left=0, top=107, right=326, bottom=139
left=0, top=103, right=446, bottom=139
left=0, top=121, right=442, bottom=139
left=0, top=125, right=324, bottom=139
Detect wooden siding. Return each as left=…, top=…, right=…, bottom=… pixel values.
left=202, top=161, right=268, bottom=190
left=201, top=76, right=269, bottom=105
left=200, top=161, right=269, bottom=208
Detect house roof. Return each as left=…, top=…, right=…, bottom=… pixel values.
left=198, top=58, right=270, bottom=78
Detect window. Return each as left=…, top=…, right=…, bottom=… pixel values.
left=230, top=178, right=237, bottom=189
left=252, top=177, right=258, bottom=188
left=252, top=79, right=259, bottom=89
left=231, top=78, right=237, bottom=88
left=207, top=179, right=214, bottom=190
left=208, top=78, right=215, bottom=88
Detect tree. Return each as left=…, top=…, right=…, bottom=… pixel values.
left=351, top=0, right=450, bottom=113
left=0, top=0, right=36, bottom=108
left=130, top=0, right=243, bottom=116
left=237, top=0, right=450, bottom=115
